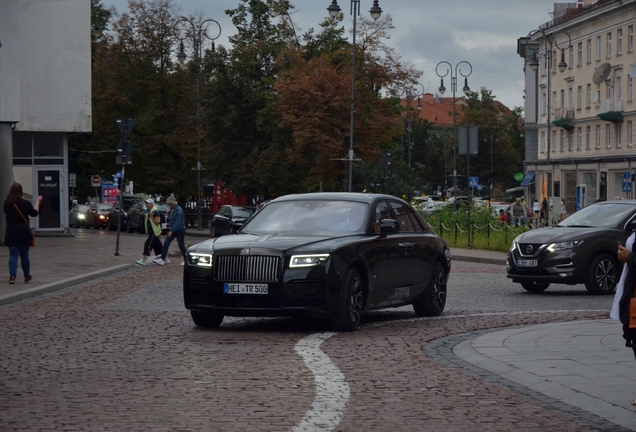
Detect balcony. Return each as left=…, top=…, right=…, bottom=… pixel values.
left=598, top=98, right=623, bottom=123
left=552, top=106, right=575, bottom=131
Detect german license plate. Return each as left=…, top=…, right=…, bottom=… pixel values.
left=223, top=283, right=268, bottom=294
left=517, top=259, right=538, bottom=268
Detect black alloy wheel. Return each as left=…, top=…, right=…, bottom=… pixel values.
left=585, top=253, right=618, bottom=295
left=413, top=260, right=447, bottom=316
left=329, top=268, right=364, bottom=331
left=520, top=281, right=550, bottom=293
left=190, top=311, right=224, bottom=328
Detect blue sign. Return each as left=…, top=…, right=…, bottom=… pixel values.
left=115, top=171, right=122, bottom=179
left=468, top=177, right=479, bottom=188
left=625, top=172, right=631, bottom=180
left=623, top=182, right=633, bottom=193
left=477, top=184, right=483, bottom=191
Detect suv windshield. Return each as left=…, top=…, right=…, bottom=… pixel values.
left=558, top=203, right=636, bottom=228
left=242, top=200, right=368, bottom=234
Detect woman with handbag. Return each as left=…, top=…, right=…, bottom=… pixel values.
left=3, top=183, right=42, bottom=284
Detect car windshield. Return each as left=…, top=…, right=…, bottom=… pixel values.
left=233, top=207, right=254, bottom=218
left=242, top=200, right=368, bottom=235
left=557, top=203, right=636, bottom=228
left=98, top=204, right=112, bottom=211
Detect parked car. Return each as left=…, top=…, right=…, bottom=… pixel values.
left=209, top=205, right=256, bottom=237
left=127, top=200, right=171, bottom=234
left=69, top=204, right=90, bottom=228
left=107, top=195, right=143, bottom=231
left=184, top=192, right=452, bottom=331
left=84, top=202, right=112, bottom=229
left=507, top=200, right=636, bottom=294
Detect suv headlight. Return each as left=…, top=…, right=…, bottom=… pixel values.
left=290, top=254, right=329, bottom=268
left=547, top=241, right=583, bottom=252
left=187, top=253, right=213, bottom=267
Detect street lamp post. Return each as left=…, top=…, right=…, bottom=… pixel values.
left=524, top=28, right=571, bottom=224
left=327, top=0, right=383, bottom=192
left=173, top=17, right=221, bottom=230
left=435, top=61, right=472, bottom=199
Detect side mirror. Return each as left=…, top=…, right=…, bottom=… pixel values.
left=380, top=219, right=399, bottom=237
left=626, top=218, right=636, bottom=232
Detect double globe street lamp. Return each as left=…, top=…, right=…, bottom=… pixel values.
left=435, top=61, right=472, bottom=198
left=327, top=0, right=382, bottom=192
left=173, top=17, right=221, bottom=230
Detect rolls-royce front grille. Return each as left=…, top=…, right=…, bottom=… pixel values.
left=215, top=255, right=280, bottom=282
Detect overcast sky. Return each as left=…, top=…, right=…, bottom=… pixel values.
left=102, top=0, right=560, bottom=111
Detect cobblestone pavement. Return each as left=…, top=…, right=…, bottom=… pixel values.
left=1, top=256, right=629, bottom=431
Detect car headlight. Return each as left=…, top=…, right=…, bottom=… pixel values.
left=99, top=215, right=106, bottom=220
left=547, top=241, right=583, bottom=252
left=510, top=235, right=522, bottom=252
left=187, top=253, right=213, bottom=267
left=289, top=254, right=329, bottom=268
left=78, top=214, right=85, bottom=219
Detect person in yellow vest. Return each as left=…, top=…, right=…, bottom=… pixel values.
left=136, top=198, right=163, bottom=265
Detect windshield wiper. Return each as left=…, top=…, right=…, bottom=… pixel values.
left=563, top=224, right=597, bottom=228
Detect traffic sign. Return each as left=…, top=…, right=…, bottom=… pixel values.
left=623, top=182, right=633, bottom=193
left=69, top=173, right=76, bottom=188
left=477, top=184, right=483, bottom=191
left=468, top=177, right=479, bottom=188
left=91, top=175, right=101, bottom=187
left=624, top=171, right=631, bottom=180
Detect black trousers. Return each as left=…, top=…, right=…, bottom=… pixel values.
left=143, top=232, right=163, bottom=257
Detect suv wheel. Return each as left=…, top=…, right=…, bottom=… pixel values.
left=585, top=253, right=618, bottom=295
left=520, top=281, right=550, bottom=293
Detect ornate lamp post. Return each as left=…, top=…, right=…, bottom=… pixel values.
left=435, top=61, right=472, bottom=199
left=327, top=0, right=383, bottom=191
left=524, top=28, right=571, bottom=224
left=173, top=17, right=221, bottom=230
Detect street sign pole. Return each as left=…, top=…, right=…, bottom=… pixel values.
left=114, top=119, right=136, bottom=256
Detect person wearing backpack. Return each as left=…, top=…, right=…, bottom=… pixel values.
left=135, top=198, right=163, bottom=266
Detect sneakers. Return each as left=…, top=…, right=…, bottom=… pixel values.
left=153, top=258, right=166, bottom=266
left=24, top=276, right=32, bottom=283
left=180, top=261, right=185, bottom=266
left=136, top=259, right=147, bottom=266
left=8, top=277, right=15, bottom=284
left=165, top=258, right=171, bottom=264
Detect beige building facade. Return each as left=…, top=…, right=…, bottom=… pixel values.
left=519, top=0, right=636, bottom=218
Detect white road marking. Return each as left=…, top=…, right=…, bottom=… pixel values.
left=292, top=332, right=349, bottom=432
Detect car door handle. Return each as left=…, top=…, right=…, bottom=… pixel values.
left=399, top=242, right=416, bottom=249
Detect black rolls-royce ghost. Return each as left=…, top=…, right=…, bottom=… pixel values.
left=183, top=192, right=452, bottom=331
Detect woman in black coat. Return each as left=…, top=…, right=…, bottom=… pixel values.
left=4, top=183, right=42, bottom=284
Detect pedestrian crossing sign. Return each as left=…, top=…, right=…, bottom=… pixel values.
left=623, top=182, right=633, bottom=193
left=469, top=177, right=479, bottom=188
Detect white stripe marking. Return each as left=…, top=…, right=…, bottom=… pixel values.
left=292, top=332, right=349, bottom=432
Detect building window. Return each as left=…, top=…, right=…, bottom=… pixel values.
left=542, top=92, right=547, bottom=116
left=553, top=50, right=557, bottom=72
left=577, top=127, right=582, bottom=150
left=617, top=123, right=622, bottom=148
left=596, top=35, right=602, bottom=60
left=577, top=86, right=582, bottom=108
left=541, top=131, right=546, bottom=153
left=553, top=130, right=557, bottom=152
left=587, top=38, right=592, bottom=62
left=630, top=25, right=634, bottom=52
left=587, top=83, right=592, bottom=107
left=578, top=42, right=583, bottom=66
left=596, top=125, right=601, bottom=149
left=629, top=76, right=633, bottom=101
left=618, top=28, right=623, bottom=55
left=553, top=91, right=557, bottom=111
left=561, top=130, right=565, bottom=152
left=606, top=123, right=611, bottom=148
left=616, top=75, right=622, bottom=100
left=628, top=121, right=633, bottom=147
left=586, top=126, right=591, bottom=150
left=607, top=32, right=612, bottom=58
left=569, top=46, right=574, bottom=68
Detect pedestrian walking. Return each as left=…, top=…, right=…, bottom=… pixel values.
left=532, top=199, right=541, bottom=221
left=154, top=196, right=187, bottom=266
left=612, top=234, right=636, bottom=405
left=136, top=198, right=163, bottom=266
left=3, top=183, right=42, bottom=284
left=510, top=197, right=526, bottom=227
left=560, top=199, right=567, bottom=220
left=541, top=197, right=549, bottom=223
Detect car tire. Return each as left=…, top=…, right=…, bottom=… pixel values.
left=520, top=281, right=550, bottom=293
left=190, top=311, right=224, bottom=328
left=413, top=260, right=447, bottom=316
left=585, top=253, right=618, bottom=295
left=329, top=268, right=364, bottom=332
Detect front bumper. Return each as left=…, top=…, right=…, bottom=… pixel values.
left=506, top=245, right=584, bottom=285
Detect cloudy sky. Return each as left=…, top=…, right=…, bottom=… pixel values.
left=102, top=0, right=561, bottom=110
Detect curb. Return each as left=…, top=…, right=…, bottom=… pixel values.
left=0, top=263, right=133, bottom=307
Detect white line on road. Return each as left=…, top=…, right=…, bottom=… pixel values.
left=292, top=332, right=349, bottom=432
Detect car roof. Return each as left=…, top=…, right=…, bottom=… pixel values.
left=270, top=192, right=406, bottom=205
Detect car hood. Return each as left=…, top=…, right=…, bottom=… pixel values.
left=189, top=232, right=370, bottom=254
left=516, top=226, right=610, bottom=243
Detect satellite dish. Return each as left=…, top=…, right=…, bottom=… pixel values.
left=629, top=63, right=636, bottom=78
left=592, top=63, right=612, bottom=85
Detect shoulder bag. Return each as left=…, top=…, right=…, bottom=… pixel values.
left=14, top=203, right=35, bottom=247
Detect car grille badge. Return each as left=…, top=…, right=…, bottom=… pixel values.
left=526, top=245, right=534, bottom=254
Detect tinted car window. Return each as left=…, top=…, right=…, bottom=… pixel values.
left=98, top=204, right=112, bottom=211
left=390, top=201, right=416, bottom=232
left=233, top=207, right=254, bottom=218
left=242, top=200, right=368, bottom=234
left=404, top=207, right=424, bottom=232
left=373, top=202, right=391, bottom=233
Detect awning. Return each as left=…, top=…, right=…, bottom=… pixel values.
left=520, top=171, right=535, bottom=187
left=505, top=186, right=525, bottom=193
